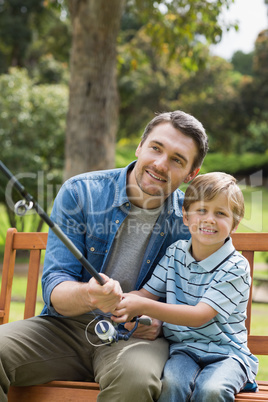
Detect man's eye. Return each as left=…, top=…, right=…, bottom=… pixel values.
left=152, top=146, right=159, bottom=151
left=174, top=158, right=182, bottom=165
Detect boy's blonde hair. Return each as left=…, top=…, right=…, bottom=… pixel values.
left=183, top=172, right=244, bottom=229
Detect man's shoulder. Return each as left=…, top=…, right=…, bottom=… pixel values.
left=66, top=166, right=123, bottom=184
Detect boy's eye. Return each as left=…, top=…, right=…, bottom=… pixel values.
left=197, top=208, right=206, bottom=214
left=152, top=146, right=160, bottom=151
left=217, top=211, right=227, bottom=216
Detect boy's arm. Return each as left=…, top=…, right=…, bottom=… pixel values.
left=112, top=292, right=217, bottom=327
left=130, top=288, right=160, bottom=300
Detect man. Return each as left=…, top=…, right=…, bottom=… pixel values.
left=0, top=110, right=208, bottom=401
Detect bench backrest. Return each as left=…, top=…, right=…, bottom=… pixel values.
left=0, top=228, right=47, bottom=324
left=1, top=229, right=268, bottom=356
left=231, top=232, right=268, bottom=355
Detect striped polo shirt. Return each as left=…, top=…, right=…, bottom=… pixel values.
left=144, top=237, right=259, bottom=383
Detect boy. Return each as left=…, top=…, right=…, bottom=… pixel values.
left=112, top=172, right=259, bottom=401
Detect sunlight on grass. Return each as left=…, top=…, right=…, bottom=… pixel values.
left=251, top=303, right=268, bottom=381
left=0, top=274, right=44, bottom=322
left=8, top=301, right=44, bottom=322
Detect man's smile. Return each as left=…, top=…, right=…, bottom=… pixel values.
left=146, top=170, right=167, bottom=182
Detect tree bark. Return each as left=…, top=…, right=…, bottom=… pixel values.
left=64, top=0, right=125, bottom=180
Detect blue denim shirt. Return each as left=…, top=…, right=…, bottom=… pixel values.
left=41, top=161, right=190, bottom=316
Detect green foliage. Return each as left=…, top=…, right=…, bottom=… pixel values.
left=32, top=54, right=70, bottom=85
left=0, top=0, right=46, bottom=72
left=231, top=50, right=253, bottom=76
left=0, top=67, right=68, bottom=230
left=199, top=153, right=268, bottom=176
left=118, top=0, right=239, bottom=141
left=122, top=0, right=236, bottom=63
left=0, top=0, right=71, bottom=77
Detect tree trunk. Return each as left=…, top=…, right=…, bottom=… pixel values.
left=64, top=0, right=125, bottom=180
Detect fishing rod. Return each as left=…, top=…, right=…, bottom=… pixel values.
left=0, top=160, right=106, bottom=286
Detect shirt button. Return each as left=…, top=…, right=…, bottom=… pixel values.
left=115, top=219, right=119, bottom=224
left=90, top=247, right=95, bottom=252
left=147, top=260, right=150, bottom=264
left=126, top=203, right=129, bottom=207
left=160, top=232, right=165, bottom=236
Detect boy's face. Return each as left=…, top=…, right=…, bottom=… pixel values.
left=128, top=122, right=200, bottom=208
left=183, top=193, right=237, bottom=260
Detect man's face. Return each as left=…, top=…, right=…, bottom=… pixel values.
left=130, top=122, right=200, bottom=206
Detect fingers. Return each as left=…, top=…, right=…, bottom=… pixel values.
left=124, top=317, right=162, bottom=340
left=88, top=276, right=123, bottom=313
left=111, top=313, right=130, bottom=323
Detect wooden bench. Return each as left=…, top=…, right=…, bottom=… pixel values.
left=0, top=228, right=268, bottom=401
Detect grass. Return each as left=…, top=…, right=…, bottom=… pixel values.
left=1, top=275, right=44, bottom=322
left=251, top=303, right=268, bottom=381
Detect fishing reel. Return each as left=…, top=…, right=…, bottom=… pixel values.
left=85, top=315, right=152, bottom=347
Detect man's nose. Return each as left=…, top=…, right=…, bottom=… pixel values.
left=153, top=154, right=169, bottom=172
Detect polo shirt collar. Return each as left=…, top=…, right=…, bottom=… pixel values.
left=185, top=237, right=235, bottom=272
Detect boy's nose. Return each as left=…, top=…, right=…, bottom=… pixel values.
left=204, top=212, right=216, bottom=223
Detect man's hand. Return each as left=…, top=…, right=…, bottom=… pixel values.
left=50, top=273, right=122, bottom=316
left=88, top=273, right=123, bottom=313
left=124, top=317, right=163, bottom=341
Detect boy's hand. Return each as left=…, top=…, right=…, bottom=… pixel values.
left=111, top=293, right=142, bottom=323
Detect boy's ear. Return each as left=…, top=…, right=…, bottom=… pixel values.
left=230, top=220, right=241, bottom=234
left=183, top=168, right=200, bottom=184
left=182, top=206, right=189, bottom=226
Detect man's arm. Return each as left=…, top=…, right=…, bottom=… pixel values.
left=112, top=291, right=217, bottom=327
left=50, top=274, right=122, bottom=316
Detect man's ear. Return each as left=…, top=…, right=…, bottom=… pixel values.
left=183, top=168, right=200, bottom=184
left=182, top=206, right=189, bottom=227
left=135, top=143, right=142, bottom=158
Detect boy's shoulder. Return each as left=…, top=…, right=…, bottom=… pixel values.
left=166, top=239, right=189, bottom=254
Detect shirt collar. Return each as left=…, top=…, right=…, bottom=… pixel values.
left=185, top=237, right=235, bottom=272
left=113, top=161, right=136, bottom=207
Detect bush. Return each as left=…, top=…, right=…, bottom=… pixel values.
left=0, top=67, right=68, bottom=230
